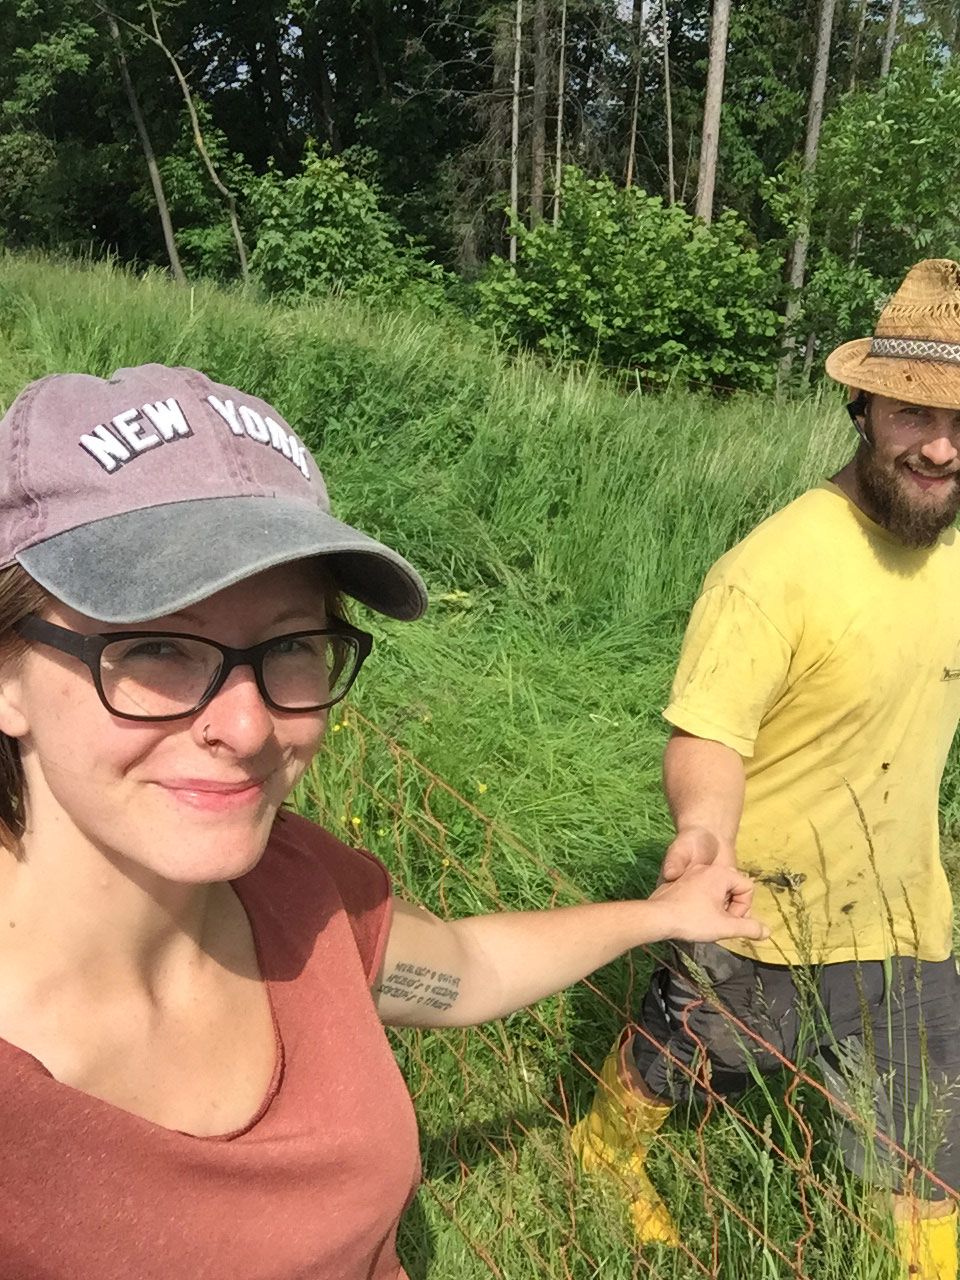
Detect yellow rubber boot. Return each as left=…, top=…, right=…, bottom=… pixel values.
left=894, top=1206, right=958, bottom=1280
left=570, top=1033, right=679, bottom=1247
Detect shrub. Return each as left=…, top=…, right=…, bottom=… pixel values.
left=475, top=168, right=784, bottom=392
left=247, top=150, right=446, bottom=305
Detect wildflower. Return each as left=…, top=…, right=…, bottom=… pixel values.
left=377, top=826, right=387, bottom=837
left=350, top=816, right=362, bottom=828
left=476, top=781, right=488, bottom=795
left=441, top=857, right=451, bottom=867
left=331, top=723, right=342, bottom=733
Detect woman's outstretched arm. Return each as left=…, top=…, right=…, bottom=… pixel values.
left=373, top=862, right=768, bottom=1028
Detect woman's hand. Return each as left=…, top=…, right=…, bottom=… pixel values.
left=648, top=862, right=769, bottom=943
left=374, top=867, right=769, bottom=1031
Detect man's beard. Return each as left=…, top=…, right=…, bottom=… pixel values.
left=855, top=447, right=960, bottom=548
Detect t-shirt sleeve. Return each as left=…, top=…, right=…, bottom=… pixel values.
left=323, top=840, right=394, bottom=985
left=257, top=813, right=395, bottom=985
left=663, top=583, right=793, bottom=758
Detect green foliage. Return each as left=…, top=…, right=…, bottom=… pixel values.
left=150, top=107, right=256, bottom=279
left=247, top=150, right=447, bottom=304
left=475, top=168, right=784, bottom=392
left=813, top=37, right=960, bottom=304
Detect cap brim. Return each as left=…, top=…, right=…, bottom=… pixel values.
left=825, top=337, right=960, bottom=409
left=18, top=496, right=428, bottom=624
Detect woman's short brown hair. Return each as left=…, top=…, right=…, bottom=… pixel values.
left=0, top=566, right=54, bottom=850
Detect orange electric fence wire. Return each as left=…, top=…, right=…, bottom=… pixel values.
left=311, top=710, right=959, bottom=1279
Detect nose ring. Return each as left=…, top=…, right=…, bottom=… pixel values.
left=202, top=723, right=214, bottom=746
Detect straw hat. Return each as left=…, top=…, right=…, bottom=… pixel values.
left=825, top=258, right=960, bottom=408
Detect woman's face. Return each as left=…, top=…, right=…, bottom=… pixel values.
left=0, top=562, right=331, bottom=884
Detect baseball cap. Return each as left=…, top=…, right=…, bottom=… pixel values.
left=0, top=363, right=428, bottom=623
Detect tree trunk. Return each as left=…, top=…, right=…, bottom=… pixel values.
left=143, top=2, right=250, bottom=284
left=624, top=0, right=644, bottom=189
left=529, top=0, right=548, bottom=225
left=880, top=0, right=901, bottom=78
left=366, top=1, right=391, bottom=96
left=661, top=0, right=675, bottom=204
left=553, top=0, right=567, bottom=224
left=260, top=17, right=293, bottom=163
left=847, top=0, right=868, bottom=90
left=106, top=13, right=186, bottom=283
left=300, top=16, right=341, bottom=152
left=778, top=0, right=837, bottom=386
left=509, top=0, right=523, bottom=263
left=694, top=0, right=731, bottom=224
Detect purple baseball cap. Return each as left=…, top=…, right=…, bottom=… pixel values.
left=0, top=363, right=428, bottom=623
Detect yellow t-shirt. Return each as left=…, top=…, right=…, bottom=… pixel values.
left=664, top=481, right=960, bottom=965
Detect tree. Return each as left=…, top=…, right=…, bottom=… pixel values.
left=105, top=13, right=185, bottom=283
left=509, top=0, right=523, bottom=262
left=778, top=0, right=838, bottom=384
left=553, top=0, right=567, bottom=224
left=624, top=0, right=645, bottom=189
left=661, top=0, right=676, bottom=203
left=529, top=0, right=548, bottom=224
left=880, top=0, right=901, bottom=77
left=695, top=0, right=731, bottom=224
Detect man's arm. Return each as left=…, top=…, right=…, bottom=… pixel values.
left=660, top=728, right=746, bottom=881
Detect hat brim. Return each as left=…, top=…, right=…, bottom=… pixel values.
left=825, top=338, right=960, bottom=409
left=17, top=495, right=428, bottom=624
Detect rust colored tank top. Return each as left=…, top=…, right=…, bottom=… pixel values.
left=0, top=813, right=420, bottom=1279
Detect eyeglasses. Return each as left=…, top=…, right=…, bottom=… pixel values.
left=14, top=615, right=373, bottom=722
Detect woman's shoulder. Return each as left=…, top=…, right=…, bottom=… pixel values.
left=237, top=812, right=393, bottom=983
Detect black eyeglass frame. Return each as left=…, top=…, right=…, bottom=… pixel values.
left=13, top=614, right=374, bottom=721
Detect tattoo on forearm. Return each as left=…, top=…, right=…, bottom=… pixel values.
left=379, top=961, right=462, bottom=1012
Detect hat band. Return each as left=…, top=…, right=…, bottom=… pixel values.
left=870, top=336, right=960, bottom=365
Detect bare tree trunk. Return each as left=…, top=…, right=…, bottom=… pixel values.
left=778, top=0, right=837, bottom=387
left=509, top=0, right=523, bottom=263
left=143, top=5, right=249, bottom=283
left=694, top=0, right=731, bottom=224
left=880, top=0, right=901, bottom=77
left=661, top=0, right=675, bottom=204
left=553, top=0, right=567, bottom=225
left=848, top=0, right=868, bottom=90
left=625, top=0, right=644, bottom=189
left=529, top=0, right=548, bottom=225
left=301, top=17, right=341, bottom=152
left=106, top=13, right=185, bottom=283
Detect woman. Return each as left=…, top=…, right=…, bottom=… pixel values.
left=0, top=363, right=767, bottom=1279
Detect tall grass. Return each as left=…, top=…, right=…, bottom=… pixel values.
left=1, top=253, right=955, bottom=1277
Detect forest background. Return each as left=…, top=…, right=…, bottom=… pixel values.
left=5, top=0, right=960, bottom=393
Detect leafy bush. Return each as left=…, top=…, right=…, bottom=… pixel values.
left=475, top=168, right=784, bottom=391
left=247, top=150, right=447, bottom=305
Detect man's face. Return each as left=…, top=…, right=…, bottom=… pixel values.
left=853, top=394, right=960, bottom=547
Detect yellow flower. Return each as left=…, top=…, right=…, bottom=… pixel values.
left=377, top=827, right=387, bottom=837
left=350, top=815, right=362, bottom=828
left=441, top=857, right=451, bottom=867
left=331, top=723, right=342, bottom=733
left=476, top=781, right=488, bottom=795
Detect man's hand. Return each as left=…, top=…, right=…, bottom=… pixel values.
left=660, top=825, right=736, bottom=882
left=648, top=863, right=768, bottom=943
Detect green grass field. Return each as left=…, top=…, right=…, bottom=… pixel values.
left=1, top=253, right=956, bottom=1277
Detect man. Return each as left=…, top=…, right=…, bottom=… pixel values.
left=572, top=259, right=960, bottom=1280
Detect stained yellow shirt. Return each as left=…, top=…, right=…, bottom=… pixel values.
left=664, top=482, right=960, bottom=965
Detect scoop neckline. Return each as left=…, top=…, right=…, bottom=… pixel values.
left=0, top=876, right=284, bottom=1143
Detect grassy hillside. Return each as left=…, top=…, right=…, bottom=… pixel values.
left=0, top=254, right=951, bottom=1278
